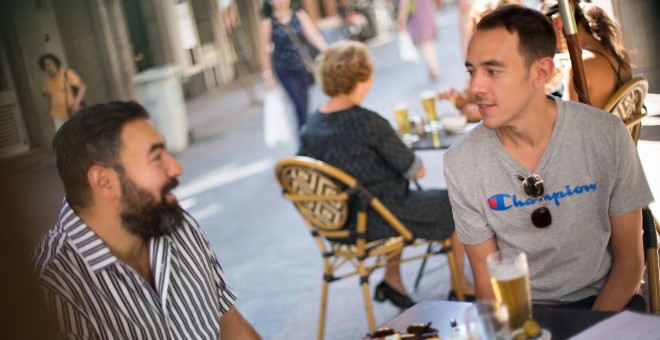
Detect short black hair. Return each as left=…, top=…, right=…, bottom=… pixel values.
left=476, top=5, right=556, bottom=68
left=38, top=54, right=61, bottom=71
left=53, top=101, right=150, bottom=210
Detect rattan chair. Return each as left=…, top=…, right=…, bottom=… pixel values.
left=274, top=156, right=464, bottom=339
left=603, top=76, right=648, bottom=145
left=602, top=76, right=659, bottom=313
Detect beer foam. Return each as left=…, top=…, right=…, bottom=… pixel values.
left=488, top=262, right=527, bottom=281
left=420, top=90, right=435, bottom=99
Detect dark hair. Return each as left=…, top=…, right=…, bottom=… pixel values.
left=476, top=5, right=556, bottom=68
left=261, top=0, right=302, bottom=19
left=53, top=101, right=149, bottom=209
left=573, top=1, right=631, bottom=72
left=38, top=53, right=61, bottom=71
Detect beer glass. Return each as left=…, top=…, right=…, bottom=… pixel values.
left=420, top=91, right=439, bottom=130
left=393, top=103, right=411, bottom=136
left=486, top=249, right=532, bottom=331
left=464, top=300, right=510, bottom=340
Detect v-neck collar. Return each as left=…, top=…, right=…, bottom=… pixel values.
left=486, top=95, right=565, bottom=177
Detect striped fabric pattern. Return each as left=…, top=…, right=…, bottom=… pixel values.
left=33, top=201, right=236, bottom=339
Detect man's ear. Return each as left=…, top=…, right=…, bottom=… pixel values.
left=532, top=57, right=555, bottom=88
left=87, top=165, right=119, bottom=200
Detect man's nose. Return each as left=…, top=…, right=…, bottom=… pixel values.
left=469, top=73, right=485, bottom=97
left=166, top=153, right=183, bottom=178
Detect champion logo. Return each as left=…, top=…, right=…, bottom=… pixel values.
left=487, top=183, right=597, bottom=211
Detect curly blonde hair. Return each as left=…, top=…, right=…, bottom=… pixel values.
left=316, top=41, right=373, bottom=97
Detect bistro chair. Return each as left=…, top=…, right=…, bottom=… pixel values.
left=602, top=76, right=659, bottom=313
left=603, top=76, right=648, bottom=145
left=274, top=156, right=464, bottom=339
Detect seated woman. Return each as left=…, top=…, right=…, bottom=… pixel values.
left=297, top=41, right=475, bottom=308
left=563, top=1, right=632, bottom=109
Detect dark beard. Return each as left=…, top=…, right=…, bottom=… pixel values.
left=119, top=174, right=184, bottom=240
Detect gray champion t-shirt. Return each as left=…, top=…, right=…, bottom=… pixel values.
left=443, top=96, right=654, bottom=304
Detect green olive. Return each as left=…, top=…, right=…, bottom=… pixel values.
left=524, top=319, right=542, bottom=338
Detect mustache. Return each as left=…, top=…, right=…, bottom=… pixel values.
left=161, top=178, right=179, bottom=196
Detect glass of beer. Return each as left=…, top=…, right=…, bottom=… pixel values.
left=464, top=300, right=510, bottom=340
left=394, top=103, right=411, bottom=136
left=420, top=91, right=439, bottom=130
left=486, top=249, right=532, bottom=331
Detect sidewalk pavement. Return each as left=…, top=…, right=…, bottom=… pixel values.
left=3, top=4, right=660, bottom=339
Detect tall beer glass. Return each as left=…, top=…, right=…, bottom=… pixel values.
left=420, top=91, right=439, bottom=130
left=486, top=249, right=531, bottom=330
left=393, top=103, right=411, bottom=136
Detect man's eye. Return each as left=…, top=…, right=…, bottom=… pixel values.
left=488, top=70, right=500, bottom=76
left=466, top=70, right=475, bottom=77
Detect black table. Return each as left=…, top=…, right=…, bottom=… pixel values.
left=372, top=300, right=614, bottom=340
left=407, top=128, right=466, bottom=150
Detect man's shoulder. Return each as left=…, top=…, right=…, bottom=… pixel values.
left=562, top=99, right=623, bottom=128
left=444, top=123, right=490, bottom=165
left=33, top=223, right=71, bottom=276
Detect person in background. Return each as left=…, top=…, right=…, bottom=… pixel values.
left=33, top=102, right=261, bottom=339
left=260, top=0, right=327, bottom=130
left=39, top=53, right=86, bottom=131
left=444, top=5, right=652, bottom=311
left=298, top=41, right=476, bottom=309
left=437, top=0, right=522, bottom=122
left=398, top=0, right=441, bottom=79
left=562, top=0, right=632, bottom=109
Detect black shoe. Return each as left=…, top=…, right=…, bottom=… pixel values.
left=448, top=290, right=476, bottom=302
left=374, top=281, right=415, bottom=309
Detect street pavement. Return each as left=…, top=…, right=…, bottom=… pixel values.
left=4, top=4, right=660, bottom=339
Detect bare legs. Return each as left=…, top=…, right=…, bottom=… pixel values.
left=419, top=40, right=440, bottom=79
left=382, top=231, right=475, bottom=297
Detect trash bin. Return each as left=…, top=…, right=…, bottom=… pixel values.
left=134, top=65, right=189, bottom=153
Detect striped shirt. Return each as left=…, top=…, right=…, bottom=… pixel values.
left=33, top=200, right=236, bottom=339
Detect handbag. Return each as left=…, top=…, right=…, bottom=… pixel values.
left=263, top=88, right=295, bottom=148
left=64, top=68, right=86, bottom=116
left=398, top=31, right=420, bottom=63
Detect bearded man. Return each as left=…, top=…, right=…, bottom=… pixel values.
left=33, top=102, right=260, bottom=339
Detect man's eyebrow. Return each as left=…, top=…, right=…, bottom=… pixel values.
left=483, top=60, right=505, bottom=67
left=464, top=60, right=505, bottom=68
left=148, top=143, right=165, bottom=154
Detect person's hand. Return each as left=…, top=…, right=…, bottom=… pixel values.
left=264, top=76, right=276, bottom=91
left=437, top=87, right=459, bottom=107
left=69, top=102, right=81, bottom=114
left=461, top=103, right=482, bottom=123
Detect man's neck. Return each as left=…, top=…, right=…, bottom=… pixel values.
left=78, top=206, right=154, bottom=288
left=495, top=96, right=558, bottom=172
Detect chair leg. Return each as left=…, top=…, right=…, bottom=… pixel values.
left=413, top=243, right=434, bottom=291
left=317, top=278, right=329, bottom=340
left=647, top=249, right=660, bottom=314
left=358, top=259, right=376, bottom=332
left=445, top=243, right=465, bottom=301
left=361, top=278, right=376, bottom=332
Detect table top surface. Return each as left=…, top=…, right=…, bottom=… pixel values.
left=408, top=124, right=477, bottom=150
left=371, top=300, right=615, bottom=340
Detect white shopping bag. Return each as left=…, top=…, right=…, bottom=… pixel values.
left=398, top=31, right=420, bottom=63
left=263, top=88, right=295, bottom=148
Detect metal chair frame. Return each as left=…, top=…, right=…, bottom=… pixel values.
left=274, top=156, right=464, bottom=339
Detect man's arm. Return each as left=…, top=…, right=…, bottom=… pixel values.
left=465, top=237, right=498, bottom=300
left=592, top=209, right=644, bottom=312
left=219, top=306, right=261, bottom=339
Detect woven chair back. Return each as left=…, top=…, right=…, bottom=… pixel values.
left=603, top=77, right=648, bottom=143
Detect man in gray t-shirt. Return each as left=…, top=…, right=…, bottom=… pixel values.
left=444, top=6, right=654, bottom=311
